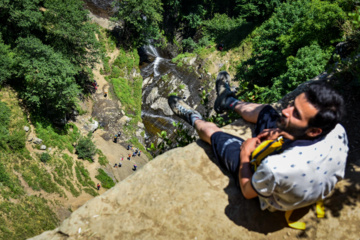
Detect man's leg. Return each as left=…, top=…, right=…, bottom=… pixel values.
left=168, top=96, right=243, bottom=184
left=168, top=96, right=221, bottom=145
left=214, top=71, right=265, bottom=124
left=193, top=119, right=221, bottom=145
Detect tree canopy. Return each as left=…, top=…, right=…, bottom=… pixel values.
left=0, top=0, right=100, bottom=119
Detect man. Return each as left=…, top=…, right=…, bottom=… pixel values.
left=168, top=71, right=348, bottom=211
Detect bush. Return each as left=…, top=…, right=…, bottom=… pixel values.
left=40, top=152, right=51, bottom=163
left=75, top=134, right=96, bottom=161
left=202, top=14, right=246, bottom=41
left=7, top=131, right=25, bottom=151
left=0, top=101, right=10, bottom=149
left=182, top=37, right=197, bottom=52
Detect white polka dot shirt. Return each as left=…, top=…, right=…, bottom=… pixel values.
left=252, top=124, right=348, bottom=211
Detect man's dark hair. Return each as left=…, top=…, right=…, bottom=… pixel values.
left=304, top=81, right=345, bottom=136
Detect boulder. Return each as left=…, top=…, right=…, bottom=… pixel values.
left=33, top=138, right=43, bottom=144
left=24, top=126, right=30, bottom=132
left=119, top=116, right=131, bottom=125
left=137, top=122, right=145, bottom=129
left=84, top=120, right=99, bottom=133
left=40, top=145, right=46, bottom=150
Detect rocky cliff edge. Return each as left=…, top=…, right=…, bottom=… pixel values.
left=30, top=78, right=360, bottom=240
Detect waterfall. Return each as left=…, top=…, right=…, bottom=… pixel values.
left=145, top=45, right=163, bottom=76
left=145, top=45, right=160, bottom=57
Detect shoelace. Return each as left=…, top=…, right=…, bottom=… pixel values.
left=177, top=104, right=192, bottom=117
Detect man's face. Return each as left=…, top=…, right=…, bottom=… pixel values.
left=277, top=93, right=319, bottom=139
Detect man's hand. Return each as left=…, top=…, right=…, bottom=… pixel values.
left=240, top=137, right=261, bottom=157
left=238, top=137, right=260, bottom=199
left=257, top=128, right=295, bottom=141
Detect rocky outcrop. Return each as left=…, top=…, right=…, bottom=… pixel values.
left=30, top=120, right=258, bottom=240
left=31, top=76, right=359, bottom=240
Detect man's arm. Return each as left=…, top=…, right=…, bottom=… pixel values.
left=239, top=137, right=260, bottom=199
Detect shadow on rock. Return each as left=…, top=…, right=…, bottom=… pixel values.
left=195, top=139, right=311, bottom=234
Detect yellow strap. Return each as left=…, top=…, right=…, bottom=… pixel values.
left=316, top=200, right=325, bottom=218
left=285, top=210, right=306, bottom=230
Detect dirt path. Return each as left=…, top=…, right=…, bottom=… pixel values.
left=19, top=39, right=148, bottom=222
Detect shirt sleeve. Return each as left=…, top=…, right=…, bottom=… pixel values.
left=251, top=162, right=276, bottom=198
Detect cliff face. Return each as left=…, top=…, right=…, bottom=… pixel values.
left=30, top=78, right=360, bottom=240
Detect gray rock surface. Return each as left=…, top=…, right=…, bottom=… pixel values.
left=30, top=73, right=359, bottom=240
left=33, top=138, right=43, bottom=144
left=84, top=120, right=99, bottom=133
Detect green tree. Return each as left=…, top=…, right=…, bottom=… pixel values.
left=235, top=0, right=282, bottom=22
left=264, top=43, right=333, bottom=101
left=114, top=0, right=163, bottom=47
left=14, top=36, right=80, bottom=116
left=0, top=34, right=13, bottom=84
left=236, top=0, right=345, bottom=100
left=0, top=0, right=100, bottom=118
left=278, top=1, right=345, bottom=56
left=75, top=134, right=96, bottom=161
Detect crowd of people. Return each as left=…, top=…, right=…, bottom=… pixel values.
left=111, top=140, right=141, bottom=172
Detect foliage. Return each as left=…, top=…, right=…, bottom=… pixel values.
left=40, top=152, right=51, bottom=163
left=114, top=0, right=163, bottom=47
left=110, top=47, right=142, bottom=120
left=234, top=0, right=283, bottom=22
left=0, top=0, right=100, bottom=118
left=7, top=131, right=25, bottom=151
left=75, top=133, right=96, bottom=162
left=148, top=123, right=196, bottom=156
left=0, top=196, right=58, bottom=240
left=182, top=37, right=198, bottom=52
left=0, top=34, right=13, bottom=84
left=14, top=36, right=80, bottom=116
left=20, top=163, right=64, bottom=196
left=34, top=120, right=80, bottom=152
left=202, top=13, right=245, bottom=41
left=75, top=161, right=97, bottom=196
left=0, top=101, right=10, bottom=149
left=236, top=0, right=345, bottom=102
left=97, top=149, right=109, bottom=166
left=95, top=169, right=115, bottom=189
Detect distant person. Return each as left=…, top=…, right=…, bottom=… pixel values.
left=114, top=163, right=118, bottom=168
left=113, top=134, right=118, bottom=143
left=128, top=154, right=131, bottom=160
left=118, top=131, right=121, bottom=138
left=104, top=91, right=108, bottom=98
left=133, top=164, right=137, bottom=171
left=127, top=145, right=131, bottom=150
left=138, top=151, right=141, bottom=157
left=119, top=162, right=122, bottom=167
left=218, top=43, right=224, bottom=51
left=97, top=183, right=101, bottom=190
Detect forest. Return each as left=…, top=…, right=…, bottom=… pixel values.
left=0, top=0, right=359, bottom=124
left=0, top=0, right=359, bottom=238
